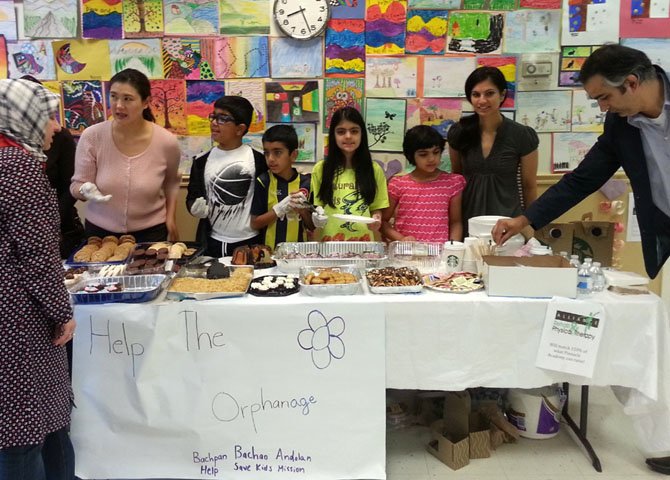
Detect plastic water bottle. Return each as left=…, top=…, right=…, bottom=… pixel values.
left=559, top=251, right=570, bottom=261
left=577, top=262, right=593, bottom=298
left=569, top=254, right=581, bottom=268
left=589, top=261, right=606, bottom=292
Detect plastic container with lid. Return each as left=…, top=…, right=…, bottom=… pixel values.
left=529, top=245, right=553, bottom=256
left=506, top=385, right=566, bottom=439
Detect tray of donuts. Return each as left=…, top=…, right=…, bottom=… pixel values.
left=126, top=241, right=203, bottom=275
left=66, top=235, right=137, bottom=268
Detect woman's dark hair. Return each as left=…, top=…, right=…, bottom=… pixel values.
left=319, top=106, right=376, bottom=208
left=109, top=68, right=155, bottom=122
left=449, top=66, right=508, bottom=154
left=578, top=43, right=656, bottom=88
left=403, top=125, right=445, bottom=165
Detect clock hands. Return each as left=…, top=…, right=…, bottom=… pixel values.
left=287, top=6, right=311, bottom=30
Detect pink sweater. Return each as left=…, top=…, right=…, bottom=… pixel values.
left=71, top=121, right=181, bottom=233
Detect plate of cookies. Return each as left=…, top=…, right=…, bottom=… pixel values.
left=422, top=272, right=483, bottom=294
left=299, top=266, right=361, bottom=296
left=66, top=235, right=137, bottom=267
left=126, top=241, right=202, bottom=275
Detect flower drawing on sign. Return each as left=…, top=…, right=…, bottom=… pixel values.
left=297, top=310, right=346, bottom=369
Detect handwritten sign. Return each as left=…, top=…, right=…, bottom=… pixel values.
left=535, top=298, right=606, bottom=378
left=71, top=302, right=385, bottom=479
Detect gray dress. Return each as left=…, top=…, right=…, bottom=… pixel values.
left=447, top=116, right=539, bottom=235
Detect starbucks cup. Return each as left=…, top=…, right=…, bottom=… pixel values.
left=443, top=241, right=466, bottom=273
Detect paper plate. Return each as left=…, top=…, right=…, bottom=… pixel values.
left=331, top=214, right=377, bottom=224
left=422, top=272, right=483, bottom=294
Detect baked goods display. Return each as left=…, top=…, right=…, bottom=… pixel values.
left=231, top=244, right=275, bottom=268
left=248, top=275, right=300, bottom=297
left=64, top=266, right=88, bottom=286
left=388, top=241, right=444, bottom=274
left=274, top=241, right=387, bottom=273
left=167, top=267, right=253, bottom=297
left=366, top=267, right=424, bottom=294
left=126, top=242, right=201, bottom=275
left=422, top=272, right=483, bottom=293
left=79, top=281, right=124, bottom=293
left=70, top=235, right=136, bottom=264
left=68, top=274, right=169, bottom=304
left=299, top=266, right=362, bottom=296
left=303, top=268, right=358, bottom=285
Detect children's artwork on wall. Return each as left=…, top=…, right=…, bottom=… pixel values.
left=406, top=10, right=447, bottom=55
left=620, top=0, right=670, bottom=37
left=150, top=79, right=187, bottom=135
left=265, top=81, right=319, bottom=123
left=219, top=0, right=269, bottom=35
left=521, top=0, right=560, bottom=7
left=477, top=56, right=516, bottom=108
left=24, top=0, right=78, bottom=38
left=325, top=19, right=365, bottom=77
left=61, top=80, right=105, bottom=135
left=558, top=45, right=595, bottom=87
left=331, top=0, right=366, bottom=19
left=406, top=98, right=461, bottom=137
left=365, top=0, right=407, bottom=55
left=517, top=52, right=559, bottom=91
left=43, top=80, right=63, bottom=121
left=241, top=133, right=263, bottom=152
left=271, top=37, right=323, bottom=79
left=177, top=135, right=211, bottom=175
left=371, top=151, right=407, bottom=180
left=225, top=79, right=266, bottom=133
left=52, top=39, right=111, bottom=81
left=621, top=38, right=670, bottom=75
left=365, top=97, right=406, bottom=151
left=7, top=40, right=56, bottom=80
left=463, top=0, right=517, bottom=9
left=365, top=56, right=417, bottom=98
left=186, top=80, right=225, bottom=135
left=422, top=56, right=476, bottom=97
left=323, top=78, right=364, bottom=132
left=162, top=38, right=215, bottom=80
left=504, top=9, right=560, bottom=53
left=82, top=0, right=123, bottom=39
left=447, top=11, right=504, bottom=55
left=267, top=122, right=318, bottom=163
left=0, top=35, right=7, bottom=78
left=163, top=0, right=218, bottom=35
left=408, top=0, right=459, bottom=7
left=516, top=90, right=572, bottom=133
left=208, top=36, right=269, bottom=79
left=551, top=132, right=598, bottom=172
left=561, top=0, right=620, bottom=46
left=122, top=0, right=164, bottom=38
left=0, top=1, right=17, bottom=41
left=571, top=90, right=605, bottom=133
left=109, top=39, right=162, bottom=78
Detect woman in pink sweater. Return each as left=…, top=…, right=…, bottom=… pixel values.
left=70, top=69, right=181, bottom=242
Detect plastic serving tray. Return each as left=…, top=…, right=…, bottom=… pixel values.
left=365, top=267, right=424, bottom=294
left=273, top=241, right=387, bottom=273
left=388, top=241, right=444, bottom=274
left=298, top=265, right=362, bottom=296
left=65, top=240, right=132, bottom=268
left=166, top=265, right=253, bottom=301
left=68, top=274, right=168, bottom=304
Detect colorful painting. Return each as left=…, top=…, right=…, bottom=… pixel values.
left=24, top=0, right=78, bottom=38
left=7, top=40, right=56, bottom=80
left=365, top=0, right=407, bottom=55
left=52, top=39, right=112, bottom=81
left=0, top=1, right=17, bottom=41
left=325, top=19, right=365, bottom=77
left=220, top=0, right=269, bottom=34
left=463, top=0, right=517, bottom=9
left=408, top=0, right=459, bottom=7
left=371, top=152, right=407, bottom=180
left=552, top=132, right=598, bottom=172
left=571, top=90, right=605, bottom=133
left=186, top=80, right=225, bottom=135
left=331, top=0, right=366, bottom=19
left=366, top=56, right=417, bottom=98
left=406, top=98, right=461, bottom=137
left=123, top=0, right=164, bottom=38
left=365, top=97, right=406, bottom=152
left=163, top=0, right=218, bottom=35
left=324, top=78, right=364, bottom=132
left=109, top=39, right=162, bottom=78
left=0, top=35, right=6, bottom=79
left=82, top=0, right=123, bottom=39
left=621, top=0, right=670, bottom=37
left=406, top=10, right=447, bottom=55
left=150, top=79, right=187, bottom=135
left=504, top=9, right=560, bottom=53
left=477, top=56, right=516, bottom=108
left=621, top=38, right=670, bottom=75
left=162, top=38, right=215, bottom=80
left=61, top=80, right=105, bottom=135
left=224, top=79, right=266, bottom=133
left=207, top=36, right=269, bottom=79
left=517, top=52, right=559, bottom=91
left=558, top=45, right=596, bottom=87
left=516, top=90, right=572, bottom=133
left=422, top=56, right=476, bottom=97
left=267, top=122, right=317, bottom=163
left=265, top=81, right=319, bottom=123
left=270, top=37, right=323, bottom=79
left=447, top=12, right=504, bottom=55
left=521, top=0, right=561, bottom=7
left=177, top=135, right=211, bottom=175
left=562, top=0, right=620, bottom=45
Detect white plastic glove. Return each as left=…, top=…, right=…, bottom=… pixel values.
left=311, top=206, right=328, bottom=228
left=289, top=191, right=309, bottom=209
left=272, top=195, right=294, bottom=220
left=190, top=197, right=209, bottom=219
left=79, top=182, right=112, bottom=202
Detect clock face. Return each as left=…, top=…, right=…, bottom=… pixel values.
left=273, top=0, right=331, bottom=40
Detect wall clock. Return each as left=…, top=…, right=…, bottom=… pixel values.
left=273, top=0, right=331, bottom=40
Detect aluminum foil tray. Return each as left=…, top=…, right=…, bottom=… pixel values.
left=69, top=274, right=168, bottom=304
left=298, top=265, right=362, bottom=296
left=273, top=241, right=387, bottom=273
left=388, top=241, right=444, bottom=274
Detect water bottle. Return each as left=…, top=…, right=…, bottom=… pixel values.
left=569, top=254, right=581, bottom=268
left=559, top=251, right=570, bottom=261
left=589, top=261, right=606, bottom=292
left=577, top=262, right=593, bottom=298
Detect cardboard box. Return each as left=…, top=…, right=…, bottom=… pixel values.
left=469, top=412, right=491, bottom=459
left=482, top=255, right=577, bottom=299
left=572, top=221, right=614, bottom=267
left=427, top=420, right=470, bottom=470
left=534, top=223, right=575, bottom=256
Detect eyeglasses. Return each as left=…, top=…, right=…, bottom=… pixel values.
left=208, top=113, right=236, bottom=125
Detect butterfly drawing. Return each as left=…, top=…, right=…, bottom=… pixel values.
left=384, top=111, right=396, bottom=120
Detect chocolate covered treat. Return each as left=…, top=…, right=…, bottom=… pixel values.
left=207, top=261, right=230, bottom=279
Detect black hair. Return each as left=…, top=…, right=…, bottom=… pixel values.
left=109, top=68, right=155, bottom=122
left=262, top=124, right=298, bottom=152
left=20, top=75, right=41, bottom=84
left=578, top=43, right=656, bottom=88
left=213, top=95, right=254, bottom=135
left=403, top=125, right=446, bottom=165
left=319, top=106, right=376, bottom=208
left=449, top=66, right=508, bottom=154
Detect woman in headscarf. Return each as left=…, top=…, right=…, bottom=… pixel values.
left=0, top=79, right=76, bottom=479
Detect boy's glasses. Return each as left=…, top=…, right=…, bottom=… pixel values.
left=208, top=113, right=236, bottom=125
